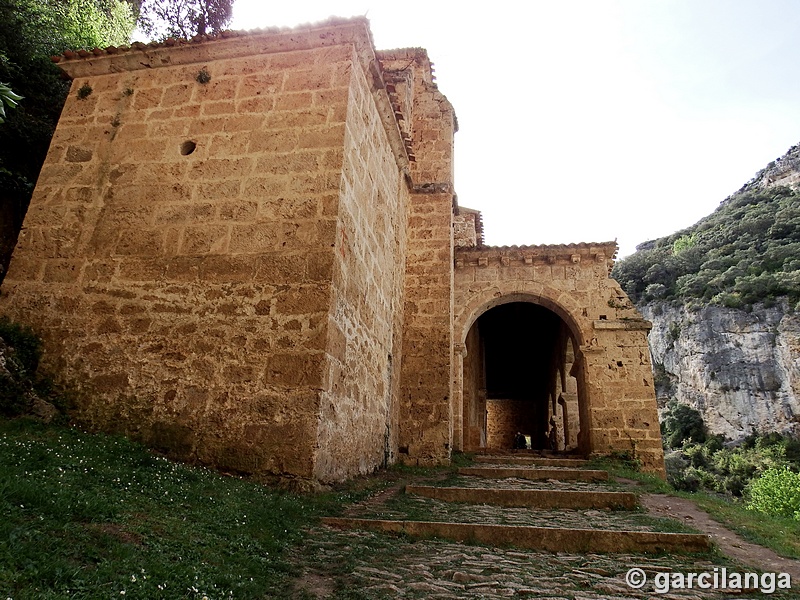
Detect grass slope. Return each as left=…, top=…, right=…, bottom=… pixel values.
left=592, top=458, right=800, bottom=560
left=0, top=419, right=357, bottom=599
left=3, top=418, right=800, bottom=598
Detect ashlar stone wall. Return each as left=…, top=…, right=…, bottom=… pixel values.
left=1, top=18, right=665, bottom=481
left=486, top=399, right=538, bottom=448
left=0, top=20, right=411, bottom=483
left=314, top=44, right=409, bottom=481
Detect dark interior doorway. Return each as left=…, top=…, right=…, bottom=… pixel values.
left=482, top=303, right=560, bottom=402
left=462, top=301, right=582, bottom=452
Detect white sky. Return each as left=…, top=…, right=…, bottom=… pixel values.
left=229, top=1, right=800, bottom=257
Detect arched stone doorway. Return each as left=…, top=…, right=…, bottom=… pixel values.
left=451, top=246, right=665, bottom=475
left=460, top=300, right=588, bottom=455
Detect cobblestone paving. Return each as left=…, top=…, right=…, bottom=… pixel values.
left=468, top=463, right=597, bottom=471
left=433, top=474, right=623, bottom=492
left=293, top=527, right=796, bottom=599
left=352, top=493, right=691, bottom=533
left=290, top=462, right=800, bottom=599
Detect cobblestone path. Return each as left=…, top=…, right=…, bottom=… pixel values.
left=289, top=455, right=800, bottom=599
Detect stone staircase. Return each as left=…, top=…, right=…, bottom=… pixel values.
left=322, top=453, right=710, bottom=555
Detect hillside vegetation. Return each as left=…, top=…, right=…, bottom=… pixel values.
left=612, top=186, right=800, bottom=309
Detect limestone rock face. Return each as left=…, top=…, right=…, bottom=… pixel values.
left=740, top=143, right=800, bottom=192
left=642, top=301, right=800, bottom=440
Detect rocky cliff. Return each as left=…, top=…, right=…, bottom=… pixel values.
left=615, top=141, right=800, bottom=440
left=642, top=301, right=800, bottom=440
left=739, top=143, right=800, bottom=193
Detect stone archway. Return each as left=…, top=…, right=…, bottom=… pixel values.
left=453, top=290, right=593, bottom=455
left=451, top=247, right=665, bottom=475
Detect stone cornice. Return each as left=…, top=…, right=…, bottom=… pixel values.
left=454, top=242, right=618, bottom=271
left=52, top=18, right=374, bottom=78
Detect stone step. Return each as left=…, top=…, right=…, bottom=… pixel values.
left=474, top=455, right=589, bottom=467
left=447, top=474, right=616, bottom=492
left=321, top=517, right=711, bottom=554
left=406, top=485, right=638, bottom=510
left=459, top=466, right=609, bottom=482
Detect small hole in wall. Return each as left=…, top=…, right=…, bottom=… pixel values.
left=617, top=361, right=624, bottom=367
left=180, top=140, right=197, bottom=155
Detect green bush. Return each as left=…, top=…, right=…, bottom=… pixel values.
left=0, top=317, right=72, bottom=419
left=664, top=451, right=719, bottom=492
left=661, top=405, right=800, bottom=498
left=0, top=373, right=30, bottom=417
left=664, top=451, right=701, bottom=491
left=667, top=431, right=799, bottom=497
left=0, top=316, right=42, bottom=376
left=661, top=401, right=706, bottom=448
left=746, top=466, right=800, bottom=520
left=710, top=439, right=787, bottom=496
left=0, top=317, right=44, bottom=417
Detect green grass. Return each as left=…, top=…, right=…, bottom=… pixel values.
left=587, top=455, right=800, bottom=560
left=0, top=418, right=365, bottom=599
left=687, top=492, right=800, bottom=560
left=5, top=419, right=799, bottom=598
left=0, top=421, right=472, bottom=599
left=585, top=456, right=673, bottom=493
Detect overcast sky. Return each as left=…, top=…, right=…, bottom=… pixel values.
left=230, top=1, right=800, bottom=257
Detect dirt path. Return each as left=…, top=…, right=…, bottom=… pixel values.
left=641, top=493, right=800, bottom=580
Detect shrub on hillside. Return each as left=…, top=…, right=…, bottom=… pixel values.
left=668, top=428, right=799, bottom=497
left=709, top=441, right=786, bottom=496
left=661, top=400, right=706, bottom=448
left=661, top=405, right=800, bottom=496
left=664, top=451, right=702, bottom=492
left=746, top=466, right=800, bottom=520
left=612, top=186, right=800, bottom=309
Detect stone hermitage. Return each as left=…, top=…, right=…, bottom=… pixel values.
left=0, top=18, right=665, bottom=482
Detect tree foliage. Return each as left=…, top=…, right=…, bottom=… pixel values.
left=137, top=0, right=233, bottom=40
left=33, top=0, right=135, bottom=51
left=661, top=400, right=706, bottom=449
left=612, top=185, right=800, bottom=309
left=0, top=81, right=22, bottom=123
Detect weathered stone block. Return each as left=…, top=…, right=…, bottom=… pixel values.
left=265, top=352, right=326, bottom=387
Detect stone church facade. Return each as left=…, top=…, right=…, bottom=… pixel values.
left=0, top=19, right=665, bottom=481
